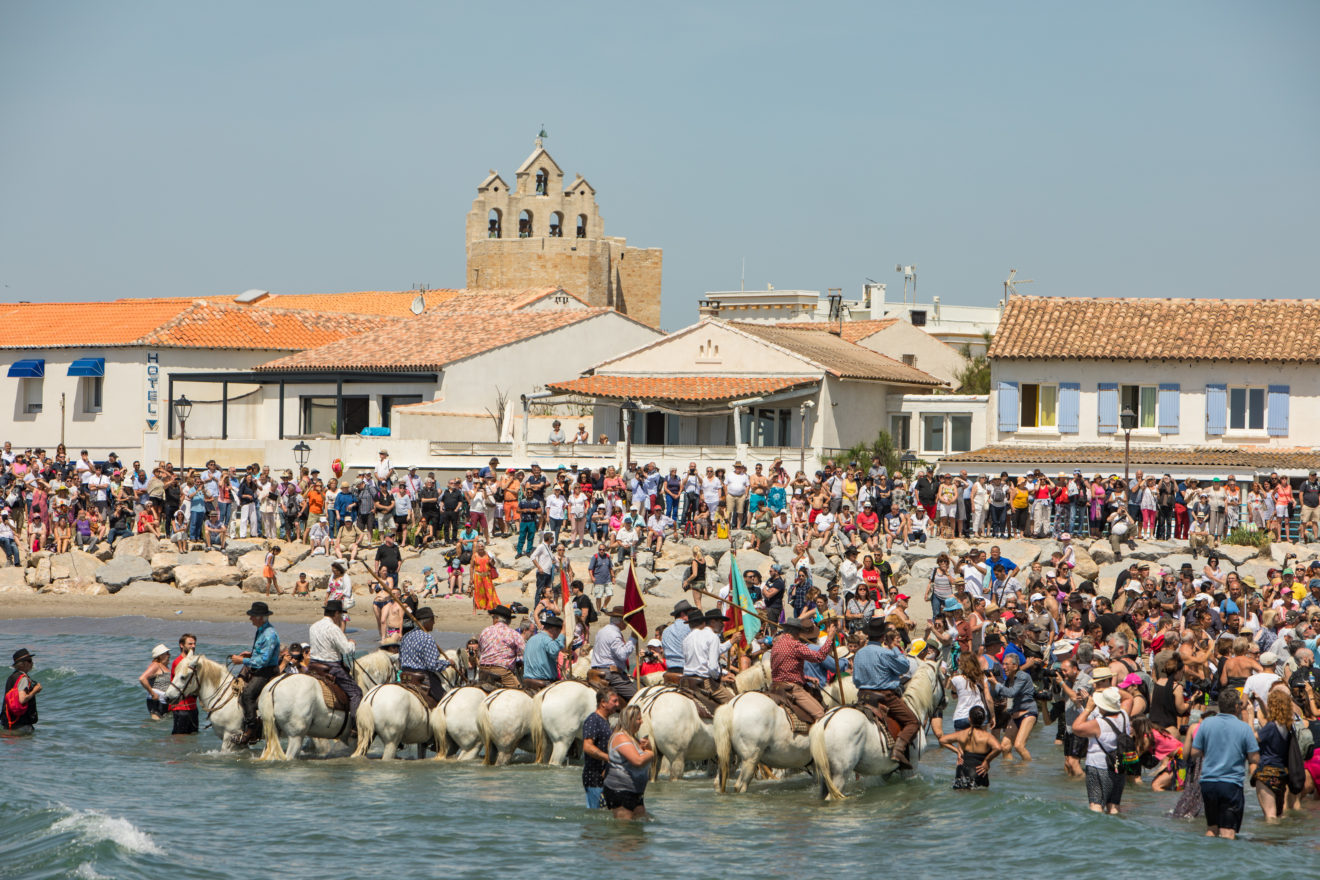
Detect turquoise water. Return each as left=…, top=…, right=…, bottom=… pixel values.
left=2, top=617, right=1318, bottom=880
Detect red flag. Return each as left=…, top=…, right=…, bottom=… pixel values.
left=621, top=561, right=648, bottom=639
left=560, top=569, right=571, bottom=619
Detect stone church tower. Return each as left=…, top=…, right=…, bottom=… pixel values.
left=465, top=137, right=662, bottom=327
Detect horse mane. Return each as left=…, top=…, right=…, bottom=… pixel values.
left=193, top=655, right=225, bottom=689
left=902, top=660, right=941, bottom=721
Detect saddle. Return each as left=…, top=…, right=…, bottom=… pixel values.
left=855, top=690, right=902, bottom=741
left=521, top=677, right=550, bottom=696
left=767, top=683, right=815, bottom=733
left=661, top=671, right=682, bottom=687
left=305, top=662, right=350, bottom=714
left=398, top=670, right=439, bottom=711
left=675, top=677, right=717, bottom=720
left=585, top=668, right=610, bottom=690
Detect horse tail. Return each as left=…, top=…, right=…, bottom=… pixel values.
left=809, top=711, right=845, bottom=801
left=477, top=694, right=497, bottom=766
left=352, top=691, right=376, bottom=758
left=530, top=687, right=547, bottom=764
left=713, top=698, right=735, bottom=793
left=257, top=679, right=286, bottom=761
left=429, top=697, right=449, bottom=761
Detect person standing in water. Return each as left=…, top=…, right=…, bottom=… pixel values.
left=3, top=648, right=41, bottom=733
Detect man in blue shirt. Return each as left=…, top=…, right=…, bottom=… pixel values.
left=986, top=546, right=1016, bottom=576
left=661, top=600, right=697, bottom=674
left=523, top=616, right=566, bottom=686
left=229, top=601, right=280, bottom=745
left=401, top=606, right=452, bottom=703
left=1190, top=688, right=1260, bottom=839
left=853, top=620, right=919, bottom=768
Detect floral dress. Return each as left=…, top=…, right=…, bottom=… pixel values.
left=471, top=552, right=499, bottom=611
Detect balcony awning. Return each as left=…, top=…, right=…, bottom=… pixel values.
left=546, top=375, right=819, bottom=404
left=7, top=359, right=44, bottom=378
left=67, top=357, right=105, bottom=377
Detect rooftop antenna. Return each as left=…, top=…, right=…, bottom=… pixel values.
left=895, top=265, right=917, bottom=307
left=410, top=283, right=429, bottom=316
left=827, top=288, right=844, bottom=334
left=1003, top=268, right=1034, bottom=299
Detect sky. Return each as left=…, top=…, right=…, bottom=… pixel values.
left=1, top=1, right=1316, bottom=330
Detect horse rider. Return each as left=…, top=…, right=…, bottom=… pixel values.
left=680, top=608, right=736, bottom=705
left=853, top=620, right=920, bottom=768
left=230, top=601, right=281, bottom=745
left=770, top=616, right=839, bottom=723
left=661, top=600, right=698, bottom=678
left=522, top=615, right=566, bottom=692
left=400, top=606, right=452, bottom=702
left=590, top=606, right=637, bottom=702
left=3, top=647, right=41, bottom=732
left=308, top=599, right=362, bottom=727
left=477, top=605, right=525, bottom=688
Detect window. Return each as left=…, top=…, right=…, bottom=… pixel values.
left=901, top=354, right=916, bottom=367
left=1120, top=384, right=1157, bottom=430
left=81, top=376, right=103, bottom=413
left=22, top=377, right=42, bottom=414
left=1019, top=383, right=1057, bottom=429
left=741, top=408, right=793, bottom=447
left=518, top=210, right=533, bottom=238
left=576, top=214, right=587, bottom=239
left=921, top=414, right=945, bottom=453
left=548, top=211, right=564, bottom=238
left=487, top=208, right=502, bottom=238
left=950, top=414, right=972, bottom=452
left=1228, top=386, right=1266, bottom=431
left=381, top=395, right=422, bottom=429
left=890, top=414, right=911, bottom=450
left=300, top=396, right=369, bottom=435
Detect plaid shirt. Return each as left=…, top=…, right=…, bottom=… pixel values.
left=477, top=621, right=525, bottom=668
left=770, top=634, right=832, bottom=686
left=401, top=628, right=450, bottom=674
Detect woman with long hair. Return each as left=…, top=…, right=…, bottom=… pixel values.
left=939, top=705, right=1001, bottom=789
left=1252, top=688, right=1296, bottom=819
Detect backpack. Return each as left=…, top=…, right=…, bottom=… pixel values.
left=1293, top=719, right=1316, bottom=762
left=3, top=676, right=26, bottom=728
left=1099, top=715, right=1140, bottom=775
left=1286, top=723, right=1309, bottom=795
left=990, top=485, right=1006, bottom=505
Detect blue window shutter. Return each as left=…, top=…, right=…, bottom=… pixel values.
left=1267, top=385, right=1290, bottom=437
left=1058, top=383, right=1080, bottom=433
left=1097, top=383, right=1118, bottom=434
left=1158, top=383, right=1180, bottom=433
left=1205, top=384, right=1227, bottom=436
left=996, top=381, right=1019, bottom=432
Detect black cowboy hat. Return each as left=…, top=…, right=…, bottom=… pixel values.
left=414, top=606, right=435, bottom=621
left=865, top=618, right=890, bottom=638
left=779, top=617, right=808, bottom=632
left=12, top=647, right=33, bottom=665
left=245, top=601, right=272, bottom=617
left=489, top=605, right=513, bottom=620
left=704, top=608, right=729, bottom=623
left=671, top=599, right=697, bottom=617
left=323, top=599, right=345, bottom=615
left=542, top=615, right=565, bottom=628
left=983, top=632, right=1005, bottom=648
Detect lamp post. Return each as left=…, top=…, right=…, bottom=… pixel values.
left=620, top=401, right=638, bottom=472
left=901, top=450, right=917, bottom=479
left=172, top=394, right=192, bottom=469
left=292, top=441, right=311, bottom=471
left=1120, top=406, right=1137, bottom=483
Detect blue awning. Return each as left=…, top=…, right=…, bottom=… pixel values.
left=7, top=359, right=44, bottom=378
left=68, top=357, right=105, bottom=377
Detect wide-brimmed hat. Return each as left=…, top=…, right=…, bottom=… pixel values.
left=414, top=606, right=435, bottom=621
left=245, top=601, right=272, bottom=617
left=865, top=618, right=889, bottom=638
left=323, top=599, right=345, bottom=615
left=542, top=615, right=565, bottom=629
left=605, top=605, right=628, bottom=618
left=380, top=635, right=401, bottom=648
left=1091, top=666, right=1114, bottom=682
left=489, top=605, right=513, bottom=620
left=704, top=609, right=729, bottom=623
left=150, top=643, right=170, bottom=660
left=671, top=599, right=697, bottom=617
left=1095, top=687, right=1122, bottom=714
left=942, top=597, right=962, bottom=613
left=1051, top=639, right=1077, bottom=658
left=780, top=617, right=809, bottom=632
left=11, top=647, right=32, bottom=665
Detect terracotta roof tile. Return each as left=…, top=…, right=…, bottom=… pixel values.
left=943, top=444, right=1320, bottom=471
left=257, top=308, right=612, bottom=373
left=990, top=296, right=1320, bottom=362
left=546, top=375, right=819, bottom=402
left=771, top=319, right=900, bottom=344
left=141, top=303, right=400, bottom=350
left=0, top=300, right=200, bottom=348
left=256, top=291, right=460, bottom=316
left=730, top=322, right=944, bottom=385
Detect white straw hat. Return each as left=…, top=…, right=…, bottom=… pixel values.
left=151, top=643, right=170, bottom=660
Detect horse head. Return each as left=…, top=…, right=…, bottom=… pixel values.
left=164, top=653, right=203, bottom=702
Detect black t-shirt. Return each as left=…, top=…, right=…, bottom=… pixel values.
left=440, top=489, right=464, bottom=512
left=1302, top=481, right=1320, bottom=508
left=375, top=543, right=402, bottom=572
left=419, top=486, right=439, bottom=511
left=573, top=594, right=597, bottom=624
left=525, top=473, right=547, bottom=500
left=916, top=476, right=937, bottom=505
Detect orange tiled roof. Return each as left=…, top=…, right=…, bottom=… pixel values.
left=256, top=308, right=614, bottom=373
left=731, top=322, right=944, bottom=385
left=254, top=290, right=461, bottom=316
left=0, top=300, right=202, bottom=348
left=772, top=319, right=900, bottom=344
left=547, top=375, right=819, bottom=402
left=141, top=303, right=400, bottom=350
left=990, top=296, right=1320, bottom=362
left=942, top=444, right=1320, bottom=470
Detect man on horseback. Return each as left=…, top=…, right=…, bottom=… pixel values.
left=522, top=615, right=565, bottom=691
left=401, top=606, right=451, bottom=702
left=230, top=601, right=281, bottom=745
left=770, top=617, right=837, bottom=723
left=308, top=599, right=362, bottom=727
left=590, top=606, right=637, bottom=701
left=477, top=605, right=524, bottom=688
left=661, top=600, right=698, bottom=676
left=681, top=609, right=736, bottom=705
left=854, top=620, right=920, bottom=769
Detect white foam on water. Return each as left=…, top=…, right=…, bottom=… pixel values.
left=74, top=862, right=108, bottom=879
left=52, top=808, right=164, bottom=855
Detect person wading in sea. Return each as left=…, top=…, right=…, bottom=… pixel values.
left=230, top=601, right=281, bottom=745
left=3, top=647, right=41, bottom=732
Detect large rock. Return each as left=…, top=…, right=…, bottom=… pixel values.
left=222, top=541, right=263, bottom=565
left=276, top=555, right=337, bottom=592
left=1127, top=541, right=1177, bottom=562
left=241, top=575, right=269, bottom=593
left=679, top=537, right=732, bottom=564
left=996, top=540, right=1042, bottom=568
left=151, top=552, right=180, bottom=582
left=25, top=549, right=51, bottom=569
left=275, top=542, right=313, bottom=570
left=1089, top=539, right=1116, bottom=565
left=1070, top=543, right=1099, bottom=582
left=95, top=556, right=153, bottom=592
left=1216, top=543, right=1264, bottom=567
left=41, top=577, right=105, bottom=595
left=113, top=533, right=160, bottom=561
left=0, top=568, right=31, bottom=593
left=173, top=564, right=243, bottom=593
left=715, top=549, right=773, bottom=583
left=898, top=538, right=949, bottom=564
left=117, top=580, right=184, bottom=600
left=29, top=557, right=51, bottom=588
left=92, top=542, right=115, bottom=562
left=236, top=550, right=268, bottom=577
left=50, top=551, right=101, bottom=582
left=908, top=558, right=937, bottom=593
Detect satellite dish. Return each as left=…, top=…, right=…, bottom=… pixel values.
left=410, top=293, right=426, bottom=316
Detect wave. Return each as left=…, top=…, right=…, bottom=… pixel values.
left=50, top=808, right=164, bottom=856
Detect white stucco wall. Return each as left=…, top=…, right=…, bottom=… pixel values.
left=594, top=322, right=819, bottom=377
left=891, top=394, right=989, bottom=459
left=860, top=323, right=968, bottom=386
left=989, top=360, right=1320, bottom=447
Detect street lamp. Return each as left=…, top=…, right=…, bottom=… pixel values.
left=901, top=450, right=917, bottom=478
left=172, top=395, right=192, bottom=469
left=292, top=441, right=311, bottom=470
left=620, top=401, right=639, bottom=471
left=1120, top=406, right=1137, bottom=483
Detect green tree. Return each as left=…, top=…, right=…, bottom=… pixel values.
left=824, top=430, right=909, bottom=474
left=953, top=331, right=993, bottom=394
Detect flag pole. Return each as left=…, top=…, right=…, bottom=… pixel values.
left=687, top=585, right=779, bottom=630
left=828, top=621, right=847, bottom=707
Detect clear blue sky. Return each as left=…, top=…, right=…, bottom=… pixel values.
left=2, top=1, right=1316, bottom=329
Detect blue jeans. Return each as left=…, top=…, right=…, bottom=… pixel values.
left=188, top=509, right=206, bottom=540
left=664, top=494, right=679, bottom=519
left=584, top=786, right=603, bottom=809
left=516, top=521, right=537, bottom=556
left=216, top=501, right=232, bottom=526
left=0, top=536, right=19, bottom=567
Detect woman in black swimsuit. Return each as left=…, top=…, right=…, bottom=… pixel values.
left=938, top=705, right=1002, bottom=789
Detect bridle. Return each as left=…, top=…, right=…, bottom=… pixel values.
left=168, top=657, right=238, bottom=716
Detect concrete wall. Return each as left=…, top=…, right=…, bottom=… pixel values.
left=990, top=359, right=1319, bottom=447
left=860, top=322, right=968, bottom=386
left=594, top=322, right=817, bottom=376
left=819, top=377, right=888, bottom=449
left=890, top=394, right=989, bottom=460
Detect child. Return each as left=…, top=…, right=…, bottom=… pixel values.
left=421, top=565, right=440, bottom=598
left=263, top=545, right=283, bottom=595
left=292, top=571, right=311, bottom=598
left=446, top=553, right=465, bottom=597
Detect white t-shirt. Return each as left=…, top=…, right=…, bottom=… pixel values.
left=950, top=674, right=986, bottom=722
left=1084, top=709, right=1131, bottom=770
left=961, top=564, right=986, bottom=600
left=1243, top=671, right=1280, bottom=708
left=725, top=473, right=750, bottom=498
left=701, top=477, right=723, bottom=506
left=839, top=559, right=861, bottom=594
left=546, top=493, right=567, bottom=520
left=814, top=512, right=835, bottom=533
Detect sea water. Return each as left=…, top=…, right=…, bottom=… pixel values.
left=1, top=618, right=1318, bottom=880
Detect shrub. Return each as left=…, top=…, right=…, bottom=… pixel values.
left=1222, top=527, right=1270, bottom=549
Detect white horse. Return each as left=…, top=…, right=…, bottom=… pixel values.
left=351, top=684, right=432, bottom=760
left=477, top=688, right=536, bottom=765
left=714, top=692, right=811, bottom=793
left=162, top=654, right=246, bottom=750
left=257, top=658, right=390, bottom=761
left=631, top=685, right=717, bottom=780
left=808, top=659, right=942, bottom=800
left=530, top=680, right=599, bottom=765
left=431, top=686, right=487, bottom=761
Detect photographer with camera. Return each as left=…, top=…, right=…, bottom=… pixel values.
left=1055, top=655, right=1094, bottom=778
left=106, top=498, right=135, bottom=545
